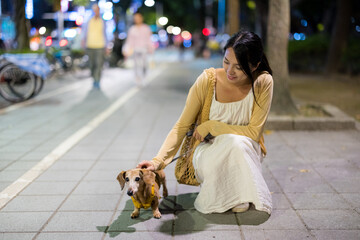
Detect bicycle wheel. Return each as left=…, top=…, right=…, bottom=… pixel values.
left=30, top=74, right=45, bottom=98
left=0, top=65, right=36, bottom=102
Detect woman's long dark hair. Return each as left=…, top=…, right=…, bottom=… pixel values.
left=224, top=31, right=272, bottom=105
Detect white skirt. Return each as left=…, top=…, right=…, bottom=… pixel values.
left=192, top=134, right=272, bottom=214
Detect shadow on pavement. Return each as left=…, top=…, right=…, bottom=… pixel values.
left=98, top=193, right=270, bottom=237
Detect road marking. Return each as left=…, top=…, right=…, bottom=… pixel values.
left=0, top=66, right=164, bottom=210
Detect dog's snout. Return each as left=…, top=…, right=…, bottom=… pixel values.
left=127, top=190, right=133, bottom=196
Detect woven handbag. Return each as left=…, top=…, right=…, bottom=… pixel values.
left=175, top=123, right=201, bottom=186
left=174, top=68, right=216, bottom=186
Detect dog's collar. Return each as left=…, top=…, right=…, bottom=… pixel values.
left=131, top=184, right=155, bottom=209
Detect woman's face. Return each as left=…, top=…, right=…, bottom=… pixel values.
left=223, top=47, right=250, bottom=85
left=133, top=14, right=143, bottom=25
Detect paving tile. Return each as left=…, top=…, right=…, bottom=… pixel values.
left=48, top=160, right=94, bottom=171
left=103, top=231, right=171, bottom=240
left=36, top=169, right=87, bottom=182
left=287, top=193, right=353, bottom=210
left=174, top=210, right=239, bottom=231
left=0, top=233, right=36, bottom=240
left=341, top=193, right=360, bottom=208
left=311, top=230, right=360, bottom=240
left=43, top=211, right=113, bottom=232
left=270, top=168, right=334, bottom=193
left=72, top=181, right=120, bottom=195
left=19, top=182, right=78, bottom=195
left=92, top=160, right=136, bottom=171
left=3, top=161, right=38, bottom=170
left=107, top=210, right=174, bottom=232
left=0, top=160, right=14, bottom=170
left=0, top=212, right=53, bottom=232
left=175, top=192, right=198, bottom=210
left=240, top=209, right=305, bottom=230
left=36, top=232, right=105, bottom=240
left=298, top=210, right=360, bottom=230
left=314, top=167, right=360, bottom=193
left=174, top=230, right=242, bottom=240
left=272, top=193, right=292, bottom=209
left=0, top=170, right=27, bottom=182
left=0, top=182, right=12, bottom=192
left=83, top=169, right=121, bottom=181
left=242, top=229, right=315, bottom=240
left=177, top=183, right=200, bottom=195
left=59, top=194, right=120, bottom=211
left=1, top=195, right=66, bottom=212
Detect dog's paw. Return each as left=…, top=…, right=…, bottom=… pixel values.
left=163, top=189, right=168, bottom=198
left=153, top=210, right=161, bottom=219
left=131, top=212, right=139, bottom=219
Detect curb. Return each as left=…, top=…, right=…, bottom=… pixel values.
left=266, top=104, right=357, bottom=130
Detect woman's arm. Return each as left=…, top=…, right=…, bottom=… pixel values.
left=196, top=74, right=273, bottom=142
left=141, top=70, right=210, bottom=170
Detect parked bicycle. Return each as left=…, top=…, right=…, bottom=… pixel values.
left=0, top=52, right=51, bottom=103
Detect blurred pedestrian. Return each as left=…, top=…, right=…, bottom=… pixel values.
left=137, top=31, right=273, bottom=216
left=122, top=12, right=154, bottom=87
left=82, top=4, right=107, bottom=90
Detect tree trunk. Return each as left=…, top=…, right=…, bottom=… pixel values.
left=266, top=0, right=298, bottom=115
left=14, top=0, right=29, bottom=50
left=324, top=0, right=353, bottom=75
left=227, top=0, right=240, bottom=35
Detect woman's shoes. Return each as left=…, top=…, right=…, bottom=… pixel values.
left=232, top=202, right=250, bottom=213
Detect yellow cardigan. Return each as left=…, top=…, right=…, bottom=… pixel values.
left=152, top=68, right=274, bottom=170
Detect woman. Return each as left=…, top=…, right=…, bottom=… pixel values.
left=122, top=12, right=154, bottom=87
left=137, top=31, right=273, bottom=215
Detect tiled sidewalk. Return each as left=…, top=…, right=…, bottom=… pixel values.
left=0, top=59, right=360, bottom=240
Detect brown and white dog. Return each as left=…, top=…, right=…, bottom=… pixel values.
left=117, top=169, right=168, bottom=219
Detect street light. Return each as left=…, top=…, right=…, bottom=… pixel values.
left=172, top=27, right=181, bottom=36
left=158, top=17, right=168, bottom=26
left=144, top=0, right=155, bottom=7
left=39, top=27, right=46, bottom=35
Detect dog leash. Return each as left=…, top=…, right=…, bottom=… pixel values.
left=169, top=130, right=214, bottom=164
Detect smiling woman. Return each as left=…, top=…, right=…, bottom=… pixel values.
left=137, top=31, right=274, bottom=217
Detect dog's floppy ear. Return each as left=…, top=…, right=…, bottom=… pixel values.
left=116, top=171, right=126, bottom=190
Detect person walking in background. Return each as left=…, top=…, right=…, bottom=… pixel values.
left=82, top=4, right=107, bottom=90
left=122, top=12, right=154, bottom=87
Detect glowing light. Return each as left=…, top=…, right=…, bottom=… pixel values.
left=30, top=27, right=37, bottom=36
left=247, top=1, right=256, bottom=10
left=64, top=29, right=77, bottom=38
left=317, top=23, right=324, bottom=31
left=301, top=19, right=308, bottom=27
left=39, top=27, right=46, bottom=35
left=25, top=0, right=34, bottom=19
left=59, top=39, right=68, bottom=47
left=172, top=27, right=181, bottom=35
left=45, top=36, right=52, bottom=47
left=166, top=25, right=174, bottom=34
left=181, top=31, right=192, bottom=40
left=112, top=0, right=120, bottom=3
left=356, top=25, right=360, bottom=32
left=293, top=33, right=301, bottom=40
left=119, top=32, right=127, bottom=40
left=158, top=17, right=168, bottom=26
left=75, top=16, right=84, bottom=26
left=202, top=28, right=211, bottom=36
left=151, top=34, right=159, bottom=42
left=183, top=39, right=192, bottom=48
left=103, top=12, right=113, bottom=20
left=144, top=0, right=155, bottom=7
left=105, top=2, right=113, bottom=9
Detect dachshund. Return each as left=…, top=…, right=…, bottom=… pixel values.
left=117, top=169, right=168, bottom=219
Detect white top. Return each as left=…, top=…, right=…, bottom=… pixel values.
left=209, top=88, right=254, bottom=125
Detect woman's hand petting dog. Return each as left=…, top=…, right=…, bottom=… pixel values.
left=136, top=160, right=155, bottom=171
